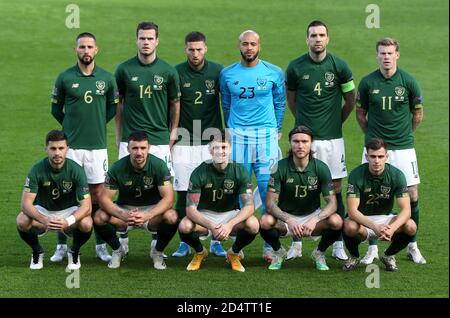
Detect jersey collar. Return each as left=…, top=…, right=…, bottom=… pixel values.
left=75, top=63, right=98, bottom=77
left=288, top=156, right=313, bottom=173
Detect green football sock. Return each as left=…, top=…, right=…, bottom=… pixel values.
left=318, top=229, right=341, bottom=252
left=155, top=222, right=178, bottom=252
left=385, top=232, right=412, bottom=256
left=93, top=223, right=120, bottom=250
left=175, top=191, right=187, bottom=219
left=343, top=233, right=361, bottom=258
left=57, top=231, right=68, bottom=244
left=71, top=228, right=92, bottom=253
left=180, top=232, right=203, bottom=253
left=18, top=228, right=43, bottom=254
left=259, top=228, right=281, bottom=251
left=232, top=229, right=257, bottom=253
left=410, top=200, right=419, bottom=243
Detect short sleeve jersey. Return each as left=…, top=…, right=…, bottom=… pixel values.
left=188, top=161, right=252, bottom=212
left=286, top=53, right=354, bottom=140
left=357, top=69, right=423, bottom=150
left=105, top=154, right=172, bottom=206
left=175, top=60, right=224, bottom=145
left=115, top=56, right=181, bottom=145
left=267, top=157, right=334, bottom=216
left=51, top=65, right=119, bottom=149
left=23, top=158, right=90, bottom=211
left=346, top=163, right=409, bottom=216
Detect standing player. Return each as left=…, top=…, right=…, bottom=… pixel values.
left=17, top=130, right=92, bottom=270
left=115, top=21, right=181, bottom=254
left=260, top=126, right=342, bottom=271
left=342, top=138, right=417, bottom=272
left=285, top=20, right=356, bottom=261
left=51, top=32, right=118, bottom=263
left=172, top=31, right=226, bottom=257
left=93, top=131, right=178, bottom=270
left=219, top=30, right=285, bottom=260
left=356, top=38, right=425, bottom=265
left=178, top=129, right=259, bottom=272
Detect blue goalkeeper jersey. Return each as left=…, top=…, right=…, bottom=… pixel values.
left=220, top=60, right=285, bottom=144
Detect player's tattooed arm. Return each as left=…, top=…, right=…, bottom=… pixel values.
left=186, top=193, right=200, bottom=208
left=240, top=193, right=254, bottom=206
left=266, top=191, right=292, bottom=222
left=317, top=194, right=337, bottom=221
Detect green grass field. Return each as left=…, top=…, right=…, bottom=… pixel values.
left=0, top=0, right=448, bottom=298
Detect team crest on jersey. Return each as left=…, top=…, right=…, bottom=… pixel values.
left=62, top=181, right=73, bottom=192
left=205, top=80, right=216, bottom=94
left=308, top=176, right=318, bottom=186
left=394, top=86, right=406, bottom=101
left=380, top=185, right=391, bottom=195
left=256, top=78, right=267, bottom=90
left=143, top=176, right=153, bottom=189
left=224, top=179, right=234, bottom=190
left=153, top=75, right=164, bottom=90
left=95, top=80, right=105, bottom=95
left=325, top=72, right=335, bottom=82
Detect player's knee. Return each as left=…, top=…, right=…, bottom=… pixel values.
left=93, top=209, right=108, bottom=225
left=163, top=209, right=178, bottom=224
left=16, top=212, right=31, bottom=230
left=343, top=219, right=359, bottom=236
left=328, top=213, right=343, bottom=230
left=178, top=217, right=193, bottom=234
left=404, top=219, right=417, bottom=236
left=245, top=216, right=260, bottom=234
left=259, top=214, right=275, bottom=230
left=77, top=216, right=93, bottom=232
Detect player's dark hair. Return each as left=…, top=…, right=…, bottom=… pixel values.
left=128, top=131, right=149, bottom=143
left=287, top=125, right=314, bottom=158
left=76, top=32, right=96, bottom=43
left=46, top=130, right=67, bottom=145
left=366, top=138, right=388, bottom=152
left=306, top=20, right=328, bottom=36
left=185, top=31, right=206, bottom=44
left=376, top=37, right=400, bottom=52
left=136, top=21, right=159, bottom=38
left=210, top=129, right=231, bottom=145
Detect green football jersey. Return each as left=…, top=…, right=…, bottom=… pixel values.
left=267, top=157, right=334, bottom=216
left=347, top=163, right=409, bottom=216
left=175, top=60, right=224, bottom=145
left=286, top=53, right=355, bottom=140
left=51, top=64, right=119, bottom=149
left=357, top=69, right=423, bottom=150
left=115, top=56, right=181, bottom=145
left=188, top=161, right=252, bottom=212
left=105, top=154, right=172, bottom=206
left=23, top=158, right=90, bottom=211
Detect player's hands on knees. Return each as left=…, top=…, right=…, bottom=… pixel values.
left=286, top=218, right=303, bottom=237
left=212, top=224, right=229, bottom=241
left=379, top=224, right=393, bottom=241
left=131, top=211, right=146, bottom=226
left=48, top=216, right=66, bottom=231
left=302, top=218, right=318, bottom=237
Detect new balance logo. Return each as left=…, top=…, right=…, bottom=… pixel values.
left=183, top=83, right=191, bottom=88
left=233, top=81, right=239, bottom=85
left=72, top=83, right=79, bottom=88
left=287, top=178, right=294, bottom=183
left=302, top=74, right=310, bottom=80
left=131, top=77, right=138, bottom=81
left=372, top=89, right=380, bottom=94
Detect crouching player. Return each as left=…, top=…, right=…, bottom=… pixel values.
left=259, top=126, right=343, bottom=271
left=17, top=130, right=92, bottom=270
left=178, top=129, right=259, bottom=272
left=93, top=131, right=178, bottom=270
left=343, top=138, right=417, bottom=272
